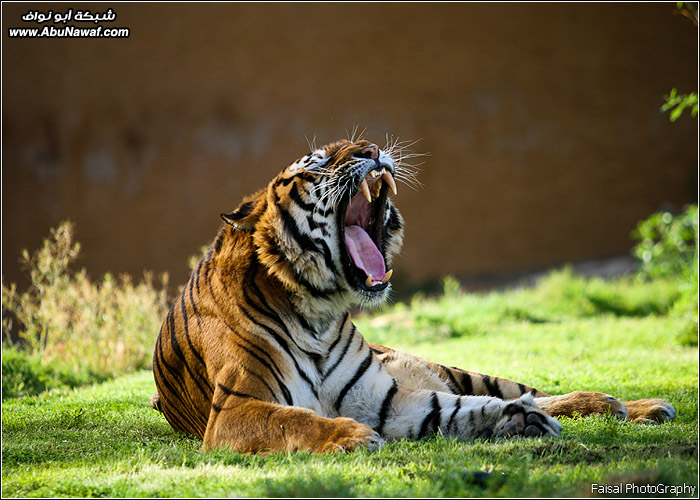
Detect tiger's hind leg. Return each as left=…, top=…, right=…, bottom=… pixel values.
left=618, top=399, right=676, bottom=424
left=371, top=343, right=674, bottom=423
left=533, top=392, right=628, bottom=420
left=534, top=394, right=675, bottom=423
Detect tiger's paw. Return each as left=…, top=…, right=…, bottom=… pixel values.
left=317, top=417, right=385, bottom=453
left=493, top=394, right=562, bottom=438
left=623, top=399, right=676, bottom=424
left=535, top=391, right=628, bottom=420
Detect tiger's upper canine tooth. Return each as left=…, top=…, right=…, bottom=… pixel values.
left=382, top=171, right=398, bottom=195
left=365, top=274, right=374, bottom=287
left=360, top=178, right=372, bottom=202
left=381, top=269, right=393, bottom=283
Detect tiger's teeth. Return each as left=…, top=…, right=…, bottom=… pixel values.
left=370, top=170, right=381, bottom=178
left=365, top=275, right=374, bottom=287
left=382, top=171, right=398, bottom=195
left=381, top=269, right=393, bottom=283
left=360, top=179, right=372, bottom=202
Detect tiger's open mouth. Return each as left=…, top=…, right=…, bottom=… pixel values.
left=339, top=166, right=397, bottom=293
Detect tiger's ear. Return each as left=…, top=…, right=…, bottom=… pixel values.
left=220, top=189, right=265, bottom=231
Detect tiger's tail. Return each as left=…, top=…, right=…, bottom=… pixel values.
left=150, top=391, right=163, bottom=412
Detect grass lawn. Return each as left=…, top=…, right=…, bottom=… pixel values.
left=2, top=272, right=698, bottom=497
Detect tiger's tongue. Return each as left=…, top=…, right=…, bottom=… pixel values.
left=344, top=225, right=386, bottom=279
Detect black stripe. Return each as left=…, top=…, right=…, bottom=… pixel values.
left=243, top=366, right=281, bottom=403
left=236, top=342, right=293, bottom=406
left=239, top=304, right=318, bottom=399
left=210, top=289, right=284, bottom=381
left=274, top=193, right=337, bottom=282
left=202, top=259, right=212, bottom=286
left=155, top=332, right=204, bottom=429
left=388, top=205, right=402, bottom=230
left=376, top=380, right=398, bottom=435
left=287, top=180, right=317, bottom=211
left=447, top=397, right=462, bottom=433
left=298, top=273, right=336, bottom=298
left=156, top=384, right=200, bottom=436
left=194, top=259, right=203, bottom=296
left=242, top=258, right=320, bottom=355
left=239, top=305, right=296, bottom=368
left=188, top=263, right=202, bottom=323
left=323, top=326, right=356, bottom=381
left=517, top=383, right=528, bottom=395
left=168, top=303, right=212, bottom=400
left=154, top=365, right=197, bottom=434
left=334, top=350, right=374, bottom=412
left=418, top=392, right=441, bottom=438
left=459, top=371, right=474, bottom=395
left=217, top=382, right=259, bottom=401
left=481, top=375, right=503, bottom=399
left=179, top=293, right=210, bottom=395
left=279, top=204, right=338, bottom=277
left=248, top=257, right=312, bottom=345
left=287, top=179, right=334, bottom=217
left=327, top=329, right=343, bottom=354
left=279, top=203, right=320, bottom=253
left=213, top=232, right=224, bottom=253
left=206, top=289, right=293, bottom=405
left=153, top=339, right=206, bottom=436
left=275, top=175, right=296, bottom=187
left=294, top=310, right=318, bottom=338
left=307, top=214, right=329, bottom=236
left=440, top=365, right=463, bottom=394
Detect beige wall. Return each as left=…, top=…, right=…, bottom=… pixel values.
left=2, top=2, right=697, bottom=294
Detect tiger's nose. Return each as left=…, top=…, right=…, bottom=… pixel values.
left=356, top=144, right=379, bottom=160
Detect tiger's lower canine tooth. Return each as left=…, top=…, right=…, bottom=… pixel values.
left=381, top=269, right=393, bottom=283
left=383, top=171, right=398, bottom=195
left=365, top=275, right=374, bottom=287
left=360, top=179, right=372, bottom=202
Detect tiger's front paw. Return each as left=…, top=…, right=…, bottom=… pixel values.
left=624, top=399, right=676, bottom=424
left=494, top=394, right=562, bottom=438
left=317, top=417, right=385, bottom=453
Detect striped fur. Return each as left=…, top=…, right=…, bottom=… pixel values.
left=152, top=138, right=675, bottom=454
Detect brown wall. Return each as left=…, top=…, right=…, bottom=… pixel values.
left=2, top=2, right=697, bottom=294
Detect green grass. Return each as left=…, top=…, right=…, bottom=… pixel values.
left=2, top=271, right=698, bottom=497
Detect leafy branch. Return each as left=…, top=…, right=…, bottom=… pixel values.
left=660, top=3, right=698, bottom=121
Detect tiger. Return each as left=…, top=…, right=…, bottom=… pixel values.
left=151, top=138, right=676, bottom=453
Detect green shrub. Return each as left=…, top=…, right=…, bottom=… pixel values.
left=631, top=205, right=698, bottom=345
left=631, top=204, right=698, bottom=281
left=2, top=221, right=170, bottom=398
